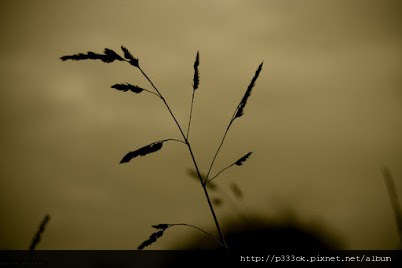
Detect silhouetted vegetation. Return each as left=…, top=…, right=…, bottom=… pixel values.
left=381, top=166, right=402, bottom=248
left=29, top=214, right=50, bottom=252
left=61, top=47, right=263, bottom=250
left=174, top=216, right=341, bottom=250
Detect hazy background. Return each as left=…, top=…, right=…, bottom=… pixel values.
left=1, top=0, right=401, bottom=250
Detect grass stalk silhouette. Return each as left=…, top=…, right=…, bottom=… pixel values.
left=186, top=51, right=199, bottom=140
left=138, top=223, right=224, bottom=250
left=381, top=167, right=402, bottom=247
left=206, top=152, right=252, bottom=184
left=205, top=64, right=262, bottom=183
left=29, top=214, right=50, bottom=252
left=60, top=47, right=263, bottom=250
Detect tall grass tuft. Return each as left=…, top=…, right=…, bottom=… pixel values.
left=60, top=47, right=263, bottom=250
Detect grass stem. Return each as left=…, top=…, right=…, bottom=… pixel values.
left=139, top=66, right=228, bottom=249
left=205, top=163, right=235, bottom=184
left=186, top=90, right=195, bottom=139
left=205, top=120, right=234, bottom=182
left=169, top=223, right=224, bottom=247
left=381, top=167, right=402, bottom=247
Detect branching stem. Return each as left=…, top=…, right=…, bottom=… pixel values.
left=138, top=65, right=228, bottom=250
left=143, top=89, right=161, bottom=98
left=205, top=163, right=235, bottom=184
left=205, top=119, right=235, bottom=182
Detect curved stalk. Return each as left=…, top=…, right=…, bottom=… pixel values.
left=169, top=223, right=224, bottom=247
left=164, top=138, right=187, bottom=145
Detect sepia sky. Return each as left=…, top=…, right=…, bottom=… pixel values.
left=1, top=0, right=401, bottom=250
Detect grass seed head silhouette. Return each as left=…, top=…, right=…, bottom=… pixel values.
left=119, top=140, right=165, bottom=164
left=192, top=51, right=200, bottom=91
left=111, top=83, right=146, bottom=93
left=235, top=152, right=252, bottom=166
left=61, top=47, right=263, bottom=250
left=234, top=62, right=263, bottom=119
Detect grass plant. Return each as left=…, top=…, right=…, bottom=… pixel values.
left=61, top=47, right=263, bottom=250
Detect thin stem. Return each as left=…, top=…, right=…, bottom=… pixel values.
left=138, top=66, right=228, bottom=250
left=143, top=88, right=162, bottom=98
left=186, top=90, right=195, bottom=139
left=381, top=167, right=402, bottom=247
left=205, top=73, right=258, bottom=183
left=122, top=59, right=161, bottom=98
left=168, top=223, right=224, bottom=247
left=186, top=143, right=228, bottom=249
left=139, top=67, right=187, bottom=140
left=205, top=119, right=235, bottom=182
left=205, top=163, right=235, bottom=184
left=164, top=138, right=187, bottom=145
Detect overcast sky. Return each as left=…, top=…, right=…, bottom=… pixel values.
left=1, top=0, right=401, bottom=250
